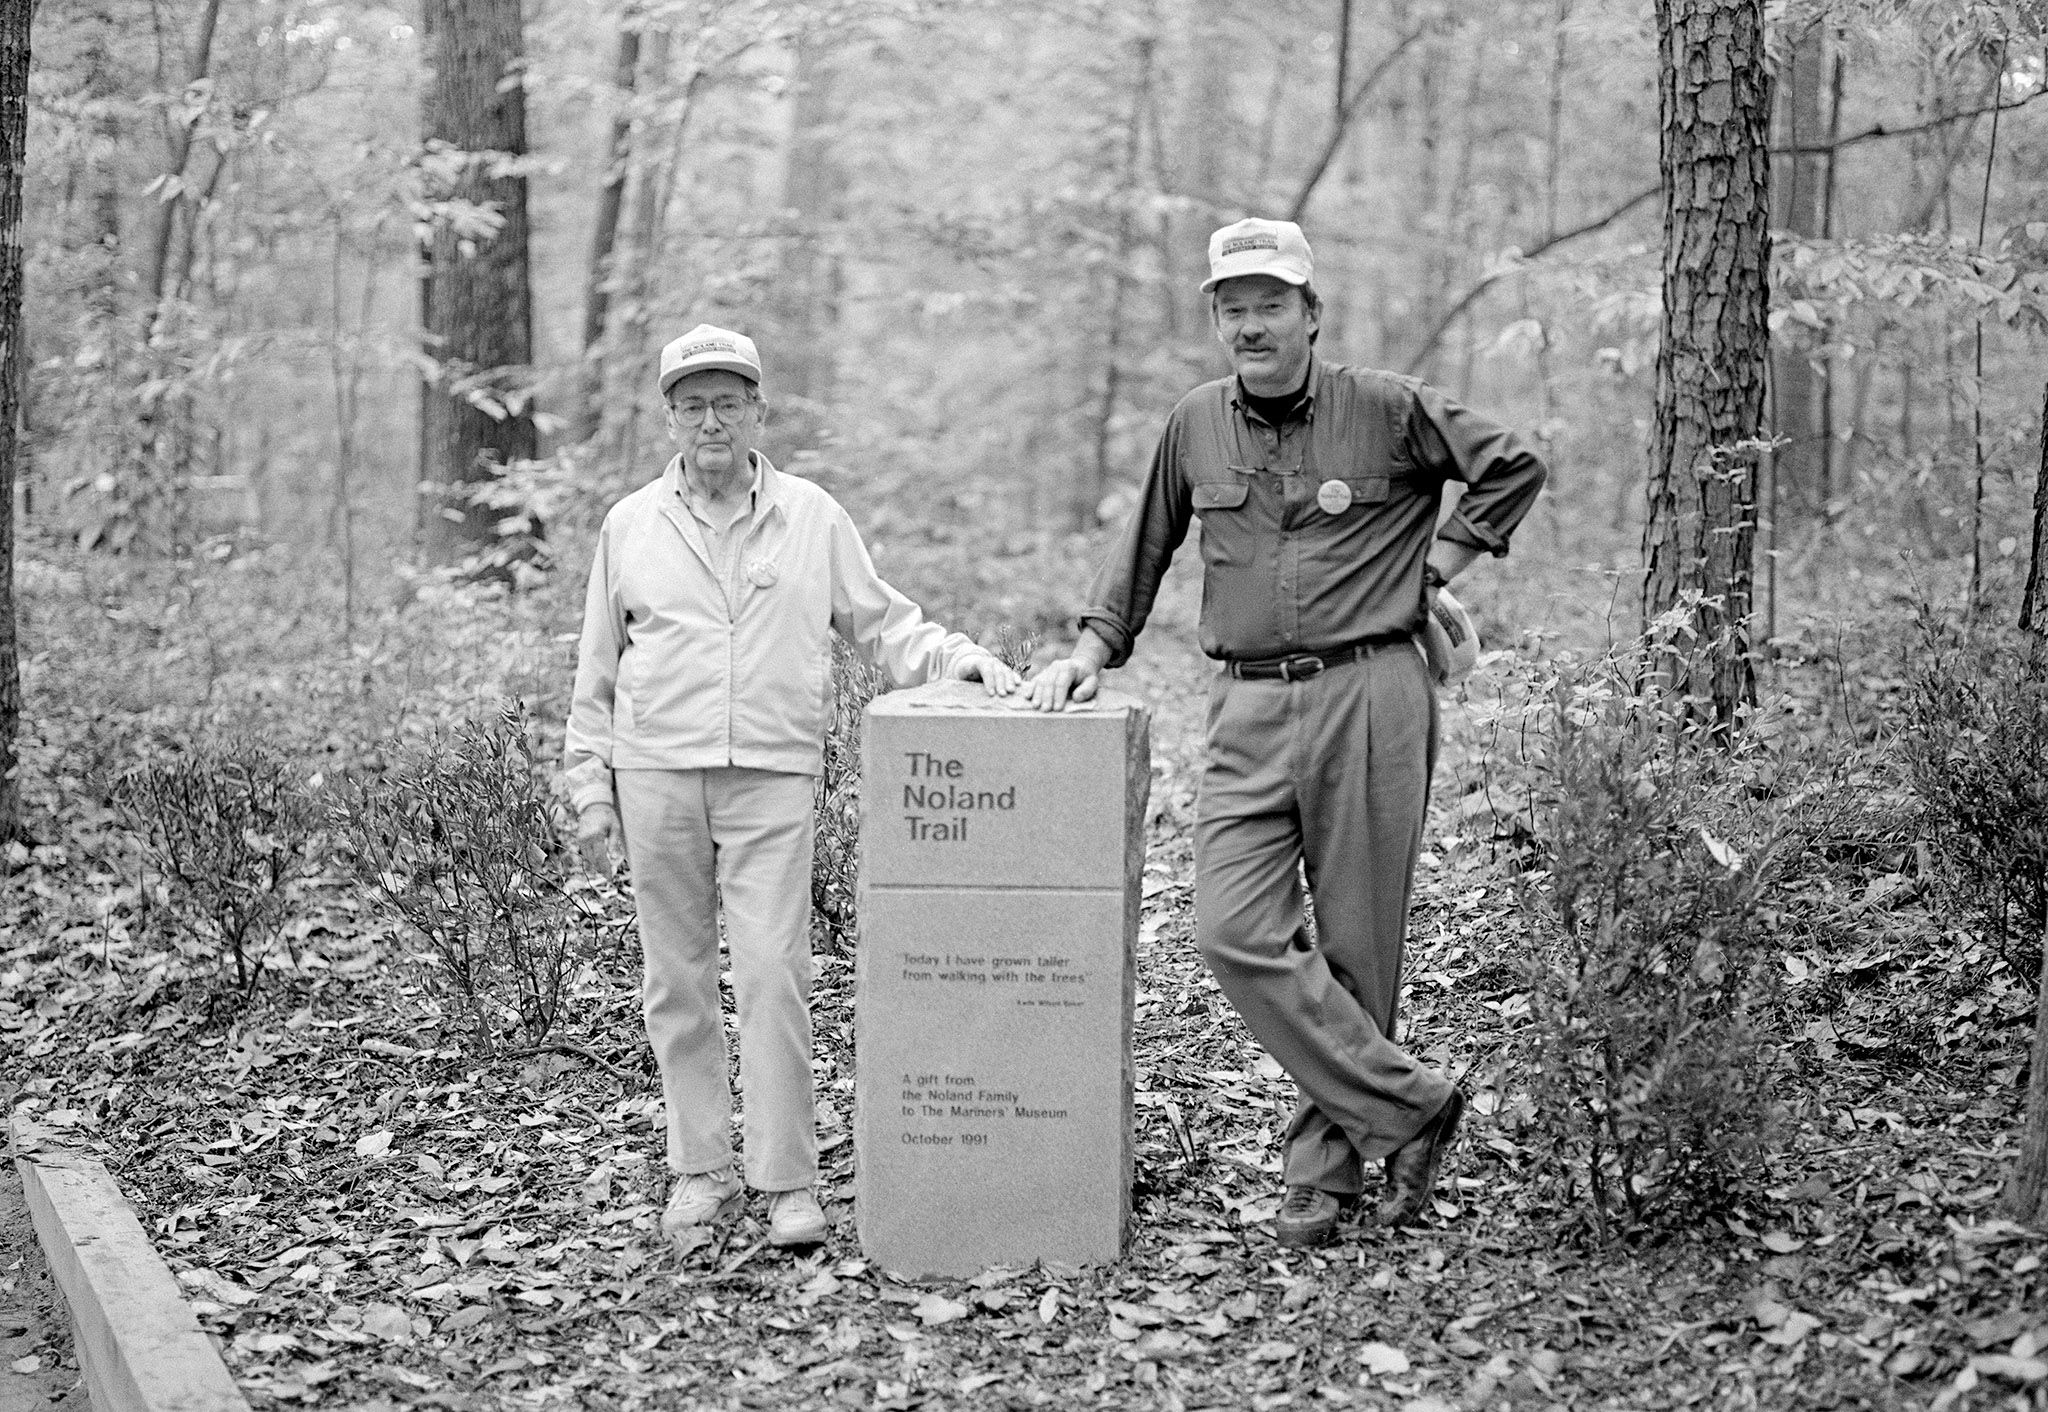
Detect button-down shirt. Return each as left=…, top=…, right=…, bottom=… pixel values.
left=564, top=452, right=983, bottom=812
left=1079, top=358, right=1549, bottom=667
left=684, top=460, right=760, bottom=605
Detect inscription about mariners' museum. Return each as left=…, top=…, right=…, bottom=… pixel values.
left=900, top=750, right=1017, bottom=841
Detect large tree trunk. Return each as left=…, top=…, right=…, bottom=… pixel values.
left=1769, top=21, right=1828, bottom=515
left=769, top=34, right=845, bottom=415
left=2010, top=938, right=2048, bottom=1226
left=0, top=0, right=27, bottom=843
left=418, top=0, right=541, bottom=564
left=574, top=23, right=640, bottom=445
left=1642, top=0, right=1771, bottom=730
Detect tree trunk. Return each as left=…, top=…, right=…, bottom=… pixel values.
left=770, top=34, right=846, bottom=413
left=2022, top=382, right=2048, bottom=634
left=1083, top=37, right=1153, bottom=531
left=0, top=0, right=27, bottom=842
left=418, top=0, right=541, bottom=564
left=2007, top=899, right=2048, bottom=1225
left=143, top=0, right=224, bottom=314
left=574, top=22, right=640, bottom=445
left=1769, top=21, right=1827, bottom=514
left=1642, top=0, right=1771, bottom=730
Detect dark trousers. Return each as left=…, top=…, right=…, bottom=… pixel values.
left=1193, top=642, right=1456, bottom=1194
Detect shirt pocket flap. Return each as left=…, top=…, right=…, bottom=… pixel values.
left=1345, top=476, right=1391, bottom=504
left=1193, top=482, right=1250, bottom=511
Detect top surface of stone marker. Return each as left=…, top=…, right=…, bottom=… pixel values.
left=862, top=680, right=1147, bottom=890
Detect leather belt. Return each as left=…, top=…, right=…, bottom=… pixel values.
left=1226, top=632, right=1414, bottom=681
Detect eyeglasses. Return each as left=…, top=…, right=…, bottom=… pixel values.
left=672, top=395, right=755, bottom=424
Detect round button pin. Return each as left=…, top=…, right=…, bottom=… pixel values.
left=1316, top=479, right=1353, bottom=514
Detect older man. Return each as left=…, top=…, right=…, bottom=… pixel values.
left=566, top=325, right=1018, bottom=1248
left=1028, top=220, right=1547, bottom=1246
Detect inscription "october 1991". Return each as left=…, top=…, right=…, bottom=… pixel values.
left=902, top=751, right=1016, bottom=841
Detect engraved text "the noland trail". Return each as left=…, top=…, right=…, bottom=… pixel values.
left=902, top=751, right=1016, bottom=842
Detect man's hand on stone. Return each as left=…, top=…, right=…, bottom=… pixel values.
left=1023, top=657, right=1100, bottom=712
left=576, top=803, right=623, bottom=875
left=952, top=652, right=1021, bottom=696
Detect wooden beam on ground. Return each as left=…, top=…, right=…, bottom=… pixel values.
left=14, top=1143, right=250, bottom=1412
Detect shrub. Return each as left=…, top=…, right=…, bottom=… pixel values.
left=1517, top=649, right=1782, bottom=1235
left=1901, top=618, right=2048, bottom=982
left=110, top=740, right=318, bottom=992
left=332, top=701, right=611, bottom=1045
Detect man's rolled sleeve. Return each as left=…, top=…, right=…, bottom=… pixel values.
left=1408, top=383, right=1549, bottom=557
left=1076, top=419, right=1195, bottom=669
left=828, top=507, right=979, bottom=686
left=563, top=519, right=627, bottom=815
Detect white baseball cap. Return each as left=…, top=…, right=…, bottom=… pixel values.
left=1421, top=586, right=1481, bottom=686
left=658, top=324, right=762, bottom=396
left=1201, top=218, right=1314, bottom=292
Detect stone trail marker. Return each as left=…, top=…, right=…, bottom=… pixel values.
left=855, top=680, right=1151, bottom=1276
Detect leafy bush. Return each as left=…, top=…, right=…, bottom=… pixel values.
left=1517, top=650, right=1782, bottom=1235
left=812, top=637, right=889, bottom=953
left=333, top=701, right=610, bottom=1045
left=1901, top=618, right=2048, bottom=982
left=109, top=741, right=318, bottom=992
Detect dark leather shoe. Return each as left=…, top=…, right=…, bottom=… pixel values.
left=1378, top=1089, right=1466, bottom=1227
left=1274, top=1186, right=1342, bottom=1247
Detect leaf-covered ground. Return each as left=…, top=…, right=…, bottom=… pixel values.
left=4, top=558, right=2047, bottom=1411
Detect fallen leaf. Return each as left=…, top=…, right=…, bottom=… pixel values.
left=1762, top=1311, right=1820, bottom=1347
left=9, top=1355, right=41, bottom=1375
left=354, top=1130, right=393, bottom=1158
left=913, top=1294, right=968, bottom=1326
left=1971, top=1354, right=2048, bottom=1384
left=1247, top=1341, right=1297, bottom=1363
left=1761, top=1231, right=1805, bottom=1254
left=1038, top=1289, right=1059, bottom=1324
left=1358, top=1341, right=1411, bottom=1376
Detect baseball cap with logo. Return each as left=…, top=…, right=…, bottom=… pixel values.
left=1201, top=217, right=1314, bottom=292
left=1421, top=586, right=1481, bottom=687
left=658, top=324, right=763, bottom=396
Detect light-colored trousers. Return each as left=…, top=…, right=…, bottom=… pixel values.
left=1194, top=643, right=1457, bottom=1196
left=614, top=767, right=818, bottom=1191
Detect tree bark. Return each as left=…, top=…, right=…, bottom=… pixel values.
left=1769, top=21, right=1827, bottom=514
left=770, top=34, right=846, bottom=411
left=1643, top=0, right=1771, bottom=729
left=2008, top=918, right=2048, bottom=1225
left=2022, top=382, right=2048, bottom=635
left=1083, top=37, right=1153, bottom=531
left=0, top=0, right=27, bottom=842
left=574, top=22, right=640, bottom=444
left=143, top=0, right=223, bottom=313
left=418, top=0, right=541, bottom=564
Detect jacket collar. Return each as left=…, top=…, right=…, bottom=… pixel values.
left=663, top=450, right=783, bottom=525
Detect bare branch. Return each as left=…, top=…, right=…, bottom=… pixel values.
left=1402, top=183, right=1659, bottom=376
left=1285, top=25, right=1431, bottom=224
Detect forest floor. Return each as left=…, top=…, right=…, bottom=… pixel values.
left=3, top=545, right=2047, bottom=1412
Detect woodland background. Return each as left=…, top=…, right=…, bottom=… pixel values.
left=5, top=0, right=2048, bottom=1410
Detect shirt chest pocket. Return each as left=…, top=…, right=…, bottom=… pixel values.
left=1192, top=481, right=1250, bottom=514
left=1333, top=476, right=1390, bottom=509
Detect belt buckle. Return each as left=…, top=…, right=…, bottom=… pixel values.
left=1282, top=655, right=1324, bottom=682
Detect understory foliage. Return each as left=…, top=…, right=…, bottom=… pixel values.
left=812, top=637, right=888, bottom=954
left=1518, top=649, right=1781, bottom=1235
left=1902, top=617, right=2048, bottom=982
left=108, top=740, right=319, bottom=991
left=331, top=701, right=610, bottom=1045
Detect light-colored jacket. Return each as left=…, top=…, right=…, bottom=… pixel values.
left=564, top=454, right=982, bottom=812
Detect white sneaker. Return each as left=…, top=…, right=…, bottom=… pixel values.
left=661, top=1168, right=742, bottom=1235
left=765, top=1187, right=828, bottom=1247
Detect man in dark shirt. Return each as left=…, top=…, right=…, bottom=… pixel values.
left=1025, top=218, right=1547, bottom=1246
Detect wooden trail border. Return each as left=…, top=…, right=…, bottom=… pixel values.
left=12, top=1128, right=251, bottom=1412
